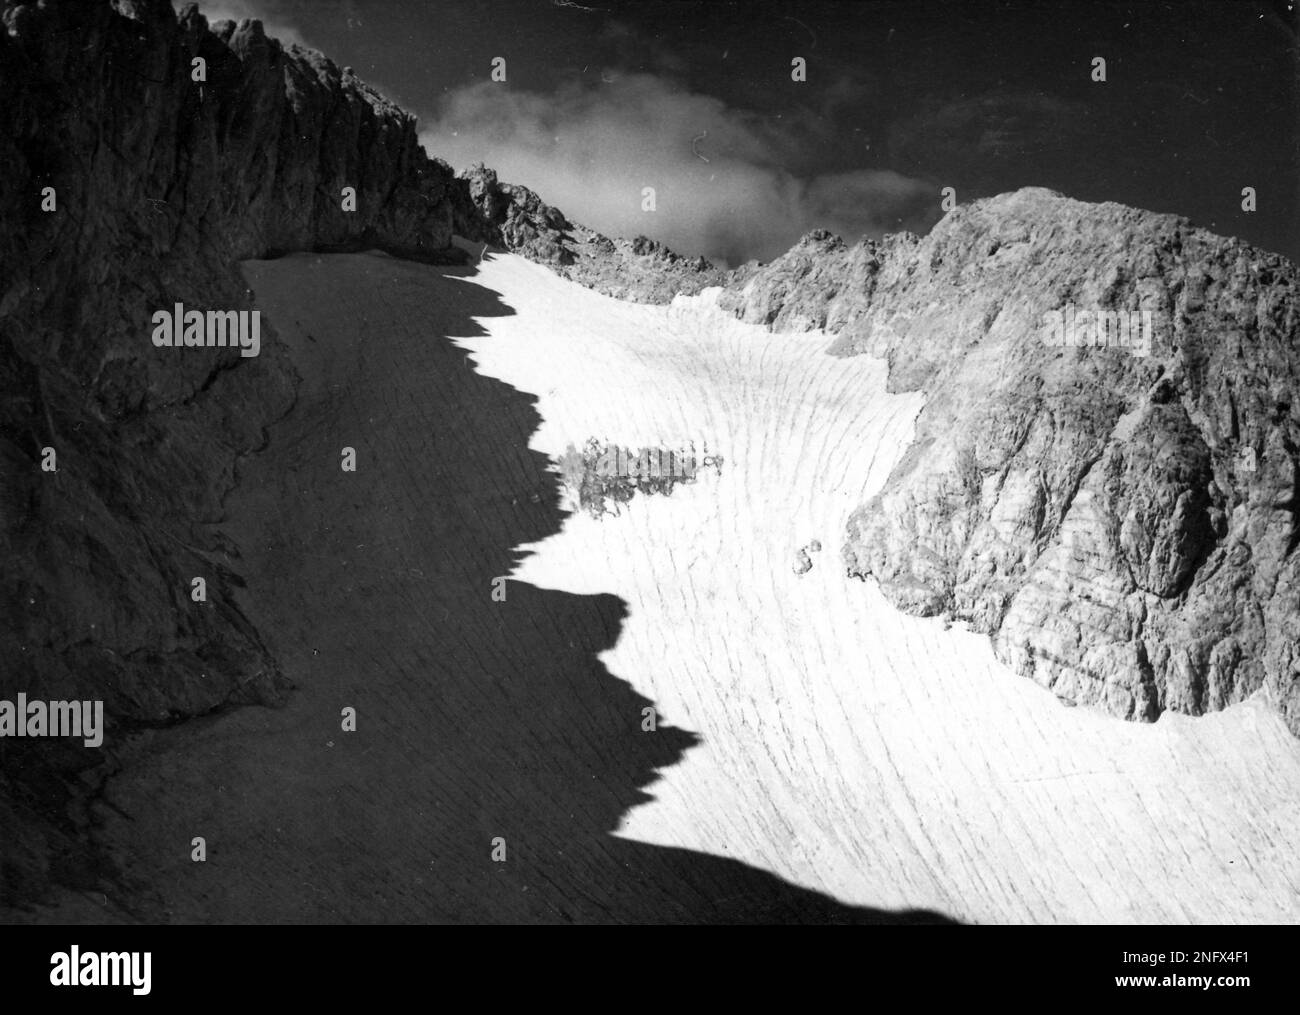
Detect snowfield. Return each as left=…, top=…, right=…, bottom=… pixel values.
left=87, top=250, right=1299, bottom=925
left=457, top=252, right=1300, bottom=923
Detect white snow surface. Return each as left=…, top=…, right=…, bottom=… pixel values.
left=450, top=253, right=1300, bottom=923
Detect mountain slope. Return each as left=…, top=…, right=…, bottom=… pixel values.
left=717, top=188, right=1300, bottom=734
left=0, top=0, right=467, bottom=904
left=0, top=0, right=713, bottom=908
left=3, top=0, right=1296, bottom=917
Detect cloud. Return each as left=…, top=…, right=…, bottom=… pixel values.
left=419, top=74, right=940, bottom=265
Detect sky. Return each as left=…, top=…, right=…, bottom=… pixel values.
left=195, top=0, right=1300, bottom=266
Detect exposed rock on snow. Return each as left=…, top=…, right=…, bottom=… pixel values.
left=554, top=438, right=713, bottom=518
left=794, top=539, right=822, bottom=575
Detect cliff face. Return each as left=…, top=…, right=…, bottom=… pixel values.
left=0, top=0, right=480, bottom=905
left=718, top=188, right=1300, bottom=734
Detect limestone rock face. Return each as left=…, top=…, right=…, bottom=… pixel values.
left=718, top=188, right=1300, bottom=734
left=0, top=0, right=477, bottom=904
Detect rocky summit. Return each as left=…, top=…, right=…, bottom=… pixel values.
left=717, top=188, right=1300, bottom=735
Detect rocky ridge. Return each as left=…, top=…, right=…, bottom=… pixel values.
left=452, top=163, right=725, bottom=302
left=717, top=188, right=1300, bottom=734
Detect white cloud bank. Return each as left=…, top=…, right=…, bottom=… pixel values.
left=420, top=74, right=940, bottom=265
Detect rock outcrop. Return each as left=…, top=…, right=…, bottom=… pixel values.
left=718, top=188, right=1300, bottom=735
left=452, top=163, right=724, bottom=303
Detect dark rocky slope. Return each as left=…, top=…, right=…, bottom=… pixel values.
left=1, top=0, right=458, bottom=906
left=717, top=188, right=1300, bottom=735
left=0, top=0, right=719, bottom=909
